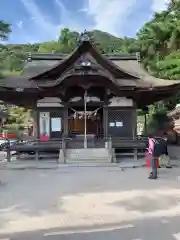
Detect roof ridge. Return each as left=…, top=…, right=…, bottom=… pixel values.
left=30, top=53, right=67, bottom=60
left=28, top=52, right=139, bottom=61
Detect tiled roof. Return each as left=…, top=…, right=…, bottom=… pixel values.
left=1, top=40, right=180, bottom=106
left=113, top=60, right=180, bottom=87
left=22, top=60, right=59, bottom=78
left=0, top=76, right=38, bottom=88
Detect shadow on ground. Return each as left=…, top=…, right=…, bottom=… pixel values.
left=1, top=167, right=180, bottom=238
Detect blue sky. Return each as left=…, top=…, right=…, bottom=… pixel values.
left=1, top=0, right=169, bottom=44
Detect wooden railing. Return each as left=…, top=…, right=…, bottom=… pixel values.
left=4, top=136, right=148, bottom=162
left=111, top=137, right=148, bottom=161
left=4, top=138, right=64, bottom=162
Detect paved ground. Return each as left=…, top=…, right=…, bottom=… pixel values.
left=1, top=150, right=180, bottom=170
left=1, top=166, right=180, bottom=239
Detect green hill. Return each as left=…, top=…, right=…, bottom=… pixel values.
left=90, top=30, right=135, bottom=53
left=0, top=29, right=136, bottom=73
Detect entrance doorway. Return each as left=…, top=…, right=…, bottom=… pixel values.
left=68, top=106, right=103, bottom=138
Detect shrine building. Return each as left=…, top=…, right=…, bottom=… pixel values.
left=1, top=36, right=180, bottom=143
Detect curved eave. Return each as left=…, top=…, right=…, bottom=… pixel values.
left=0, top=87, right=40, bottom=107
left=133, top=87, right=180, bottom=108
left=0, top=87, right=40, bottom=92
left=133, top=82, right=180, bottom=92
left=0, top=75, right=38, bottom=89
left=39, top=74, right=122, bottom=97
left=35, top=69, right=117, bottom=87
left=113, top=59, right=180, bottom=87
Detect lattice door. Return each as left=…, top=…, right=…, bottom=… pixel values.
left=107, top=109, right=135, bottom=137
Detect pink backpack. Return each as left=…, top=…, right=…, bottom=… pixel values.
left=147, top=137, right=155, bottom=155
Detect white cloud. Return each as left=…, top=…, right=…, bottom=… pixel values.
left=17, top=0, right=167, bottom=43
left=78, top=8, right=89, bottom=13
left=86, top=0, right=136, bottom=36
left=20, top=0, right=137, bottom=39
left=55, top=0, right=84, bottom=32
left=20, top=0, right=60, bottom=38
left=151, top=0, right=169, bottom=12
left=16, top=21, right=23, bottom=29
left=20, top=0, right=84, bottom=40
left=22, top=38, right=40, bottom=44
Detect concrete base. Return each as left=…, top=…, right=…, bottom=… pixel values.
left=64, top=148, right=112, bottom=163
left=1, top=157, right=180, bottom=170
left=58, top=149, right=65, bottom=164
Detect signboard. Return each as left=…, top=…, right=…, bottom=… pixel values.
left=116, top=121, right=123, bottom=127
left=109, top=122, right=123, bottom=127
left=51, top=118, right=62, bottom=132
left=109, top=122, right=115, bottom=127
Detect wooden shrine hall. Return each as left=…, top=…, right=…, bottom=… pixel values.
left=1, top=33, right=180, bottom=162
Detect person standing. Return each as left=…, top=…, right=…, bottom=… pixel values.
left=147, top=135, right=157, bottom=179
left=147, top=134, right=163, bottom=179
left=159, top=133, right=172, bottom=168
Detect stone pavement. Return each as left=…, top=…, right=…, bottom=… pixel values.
left=1, top=167, right=180, bottom=239
left=0, top=151, right=145, bottom=169
left=0, top=150, right=180, bottom=170
left=0, top=157, right=180, bottom=170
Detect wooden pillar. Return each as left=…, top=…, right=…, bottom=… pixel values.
left=144, top=113, right=147, bottom=136
left=63, top=104, right=69, bottom=137
left=103, top=90, right=109, bottom=139
left=6, top=139, right=11, bottom=162
left=32, top=109, right=38, bottom=138
left=32, top=106, right=39, bottom=161
left=132, top=102, right=138, bottom=161
left=132, top=102, right=137, bottom=140
left=103, top=105, right=108, bottom=139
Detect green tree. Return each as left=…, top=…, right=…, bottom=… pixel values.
left=0, top=20, right=11, bottom=40
left=38, top=41, right=61, bottom=53
left=0, top=20, right=11, bottom=78
left=58, top=28, right=79, bottom=53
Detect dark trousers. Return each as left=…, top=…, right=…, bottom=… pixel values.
left=149, top=155, right=157, bottom=178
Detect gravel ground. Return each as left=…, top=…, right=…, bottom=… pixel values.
left=1, top=166, right=180, bottom=239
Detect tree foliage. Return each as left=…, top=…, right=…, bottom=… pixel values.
left=0, top=20, right=11, bottom=41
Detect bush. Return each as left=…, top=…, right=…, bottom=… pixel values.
left=146, top=111, right=173, bottom=135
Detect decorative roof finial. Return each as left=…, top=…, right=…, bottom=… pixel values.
left=77, top=29, right=90, bottom=46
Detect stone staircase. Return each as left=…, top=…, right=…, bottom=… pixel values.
left=59, top=148, right=113, bottom=164
left=11, top=137, right=115, bottom=163
left=66, top=138, right=106, bottom=149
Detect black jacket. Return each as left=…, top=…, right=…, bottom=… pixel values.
left=153, top=138, right=168, bottom=157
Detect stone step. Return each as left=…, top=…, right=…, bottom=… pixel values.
left=59, top=148, right=112, bottom=163
left=66, top=159, right=110, bottom=164
left=66, top=141, right=105, bottom=149
left=66, top=148, right=109, bottom=159
left=14, top=148, right=113, bottom=163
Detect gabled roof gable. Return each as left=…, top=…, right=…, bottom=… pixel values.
left=30, top=40, right=139, bottom=80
